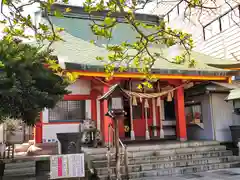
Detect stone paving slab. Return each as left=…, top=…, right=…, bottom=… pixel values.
left=130, top=168, right=240, bottom=180
left=175, top=168, right=240, bottom=180
left=2, top=168, right=240, bottom=180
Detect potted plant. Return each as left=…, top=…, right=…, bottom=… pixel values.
left=4, top=118, right=24, bottom=144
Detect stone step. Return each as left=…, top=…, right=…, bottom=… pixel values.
left=98, top=161, right=240, bottom=180
left=4, top=161, right=35, bottom=176
left=85, top=141, right=220, bottom=155
left=96, top=156, right=240, bottom=176
left=92, top=150, right=233, bottom=168
left=4, top=167, right=35, bottom=177
left=90, top=145, right=226, bottom=160
left=5, top=161, right=34, bottom=169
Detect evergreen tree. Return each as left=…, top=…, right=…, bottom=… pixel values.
left=0, top=38, right=70, bottom=125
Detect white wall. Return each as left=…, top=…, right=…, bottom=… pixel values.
left=42, top=124, right=80, bottom=143
left=211, top=93, right=234, bottom=142
left=67, top=79, right=91, bottom=95
left=232, top=113, right=240, bottom=125
left=165, top=1, right=240, bottom=61
left=186, top=94, right=214, bottom=140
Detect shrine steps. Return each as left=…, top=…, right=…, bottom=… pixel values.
left=84, top=141, right=240, bottom=180
left=3, top=161, right=35, bottom=177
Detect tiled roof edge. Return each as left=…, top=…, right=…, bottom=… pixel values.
left=65, top=62, right=236, bottom=76
left=49, top=3, right=163, bottom=24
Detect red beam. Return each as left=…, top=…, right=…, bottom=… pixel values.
left=63, top=94, right=91, bottom=100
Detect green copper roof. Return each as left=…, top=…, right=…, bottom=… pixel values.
left=50, top=16, right=156, bottom=47
left=48, top=29, right=236, bottom=76
left=34, top=15, right=238, bottom=76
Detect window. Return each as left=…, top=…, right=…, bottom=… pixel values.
left=204, top=5, right=240, bottom=40
left=169, top=7, right=178, bottom=21
left=220, top=12, right=231, bottom=31
left=132, top=104, right=150, bottom=119
left=229, top=8, right=240, bottom=26
left=203, top=25, right=213, bottom=40
left=185, top=103, right=202, bottom=123
left=49, top=100, right=86, bottom=122
left=178, top=1, right=187, bottom=15
left=211, top=20, right=221, bottom=36
left=203, top=19, right=220, bottom=40
left=220, top=8, right=240, bottom=31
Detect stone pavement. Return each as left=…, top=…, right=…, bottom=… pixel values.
left=2, top=168, right=240, bottom=179
left=160, top=168, right=240, bottom=180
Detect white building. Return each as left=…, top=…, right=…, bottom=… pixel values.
left=147, top=0, right=240, bottom=61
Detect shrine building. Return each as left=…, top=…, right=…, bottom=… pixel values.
left=34, top=4, right=238, bottom=145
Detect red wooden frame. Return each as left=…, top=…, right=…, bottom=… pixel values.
left=38, top=91, right=94, bottom=142
left=35, top=112, right=43, bottom=143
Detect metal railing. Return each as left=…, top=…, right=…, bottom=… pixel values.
left=107, top=124, right=129, bottom=180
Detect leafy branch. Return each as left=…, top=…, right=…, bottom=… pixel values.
left=0, top=0, right=236, bottom=87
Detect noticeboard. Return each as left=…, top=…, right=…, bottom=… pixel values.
left=50, top=153, right=85, bottom=179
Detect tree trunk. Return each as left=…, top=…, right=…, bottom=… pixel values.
left=114, top=118, right=121, bottom=180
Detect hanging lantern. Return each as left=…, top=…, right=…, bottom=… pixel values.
left=160, top=128, right=164, bottom=139
left=132, top=96, right=137, bottom=106
left=167, top=92, right=172, bottom=102
left=157, top=97, right=161, bottom=106
left=144, top=99, right=149, bottom=108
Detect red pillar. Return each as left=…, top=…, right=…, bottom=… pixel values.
left=175, top=87, right=187, bottom=141
left=91, top=90, right=97, bottom=122
left=100, top=85, right=113, bottom=145
left=35, top=112, right=43, bottom=143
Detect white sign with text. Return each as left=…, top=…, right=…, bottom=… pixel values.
left=50, top=153, right=85, bottom=179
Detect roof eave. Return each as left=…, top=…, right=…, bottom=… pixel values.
left=49, top=3, right=163, bottom=23
left=65, top=62, right=236, bottom=76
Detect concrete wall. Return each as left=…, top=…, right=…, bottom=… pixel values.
left=0, top=124, right=4, bottom=143
left=186, top=93, right=236, bottom=142
left=211, top=93, right=234, bottom=142
left=185, top=87, right=240, bottom=143
left=42, top=124, right=80, bottom=143
left=232, top=113, right=240, bottom=126
left=66, top=79, right=91, bottom=95
left=186, top=94, right=214, bottom=140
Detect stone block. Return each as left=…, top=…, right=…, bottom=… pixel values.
left=188, top=141, right=203, bottom=147
left=159, top=149, right=176, bottom=155
left=176, top=147, right=195, bottom=154
left=214, top=146, right=226, bottom=151
left=163, top=143, right=181, bottom=149
left=141, top=164, right=153, bottom=171
left=131, top=151, right=154, bottom=158
left=180, top=142, right=189, bottom=148
left=203, top=141, right=220, bottom=146
left=143, top=170, right=157, bottom=177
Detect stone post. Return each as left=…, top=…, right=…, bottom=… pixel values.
left=238, top=138, right=240, bottom=156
